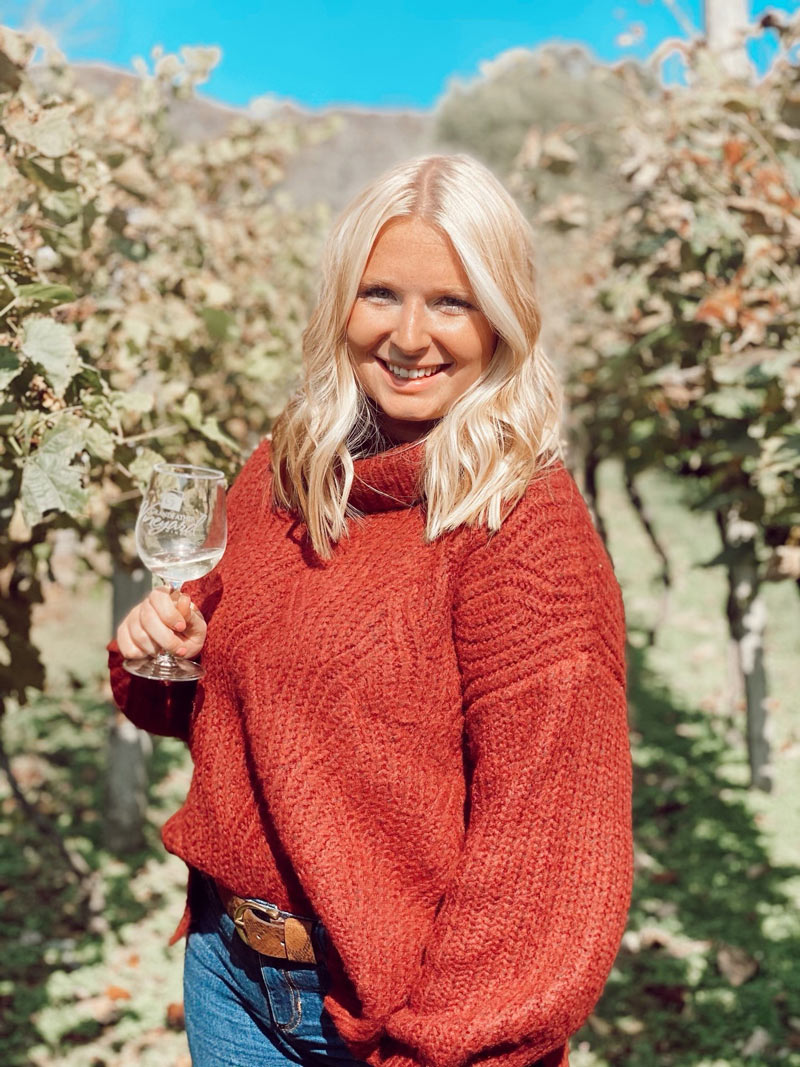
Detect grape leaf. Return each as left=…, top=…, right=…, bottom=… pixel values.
left=0, top=49, right=23, bottom=92
left=703, top=387, right=763, bottom=419
left=4, top=102, right=76, bottom=158
left=129, top=448, right=162, bottom=489
left=83, top=423, right=116, bottom=462
left=0, top=347, right=22, bottom=391
left=111, top=390, right=154, bottom=414
left=14, top=156, right=75, bottom=192
left=40, top=186, right=82, bottom=223
left=199, top=417, right=239, bottom=452
left=20, top=419, right=88, bottom=526
left=15, top=283, right=76, bottom=310
left=201, top=307, right=234, bottom=342
left=21, top=317, right=80, bottom=397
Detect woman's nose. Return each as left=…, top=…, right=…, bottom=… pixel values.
left=390, top=298, right=430, bottom=355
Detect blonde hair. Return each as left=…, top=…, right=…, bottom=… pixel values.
left=270, top=153, right=563, bottom=559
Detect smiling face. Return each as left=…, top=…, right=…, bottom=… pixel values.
left=346, top=215, right=498, bottom=443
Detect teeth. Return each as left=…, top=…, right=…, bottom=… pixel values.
left=384, top=361, right=441, bottom=380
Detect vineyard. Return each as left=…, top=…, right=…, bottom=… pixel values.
left=1, top=11, right=799, bottom=1067
left=511, top=14, right=800, bottom=793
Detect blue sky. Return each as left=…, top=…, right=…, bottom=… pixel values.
left=5, top=0, right=799, bottom=110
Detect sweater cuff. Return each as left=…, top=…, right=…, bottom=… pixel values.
left=107, top=638, right=194, bottom=741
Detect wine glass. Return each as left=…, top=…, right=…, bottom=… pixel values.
left=123, top=463, right=227, bottom=682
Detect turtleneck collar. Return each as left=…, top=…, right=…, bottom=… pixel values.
left=348, top=438, right=426, bottom=513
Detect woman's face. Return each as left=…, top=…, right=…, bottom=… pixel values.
left=346, top=216, right=497, bottom=443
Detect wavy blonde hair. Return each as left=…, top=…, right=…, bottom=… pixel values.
left=270, top=153, right=563, bottom=559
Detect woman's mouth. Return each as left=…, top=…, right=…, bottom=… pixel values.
left=374, top=356, right=449, bottom=385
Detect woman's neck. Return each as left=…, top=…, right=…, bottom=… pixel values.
left=348, top=400, right=438, bottom=456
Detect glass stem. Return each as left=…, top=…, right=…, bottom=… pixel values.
left=153, top=583, right=182, bottom=665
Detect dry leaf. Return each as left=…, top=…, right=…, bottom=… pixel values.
left=105, top=984, right=131, bottom=1001
left=741, top=1027, right=771, bottom=1057
left=717, top=944, right=759, bottom=986
left=166, top=1001, right=186, bottom=1030
left=587, top=1013, right=613, bottom=1037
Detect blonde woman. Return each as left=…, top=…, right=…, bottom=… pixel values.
left=110, top=154, right=632, bottom=1067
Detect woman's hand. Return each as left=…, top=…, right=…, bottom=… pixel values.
left=116, top=588, right=207, bottom=661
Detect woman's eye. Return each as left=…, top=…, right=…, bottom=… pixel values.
left=357, top=287, right=473, bottom=310
left=437, top=295, right=472, bottom=310
left=360, top=286, right=395, bottom=301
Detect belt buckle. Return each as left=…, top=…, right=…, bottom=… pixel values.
left=232, top=897, right=282, bottom=948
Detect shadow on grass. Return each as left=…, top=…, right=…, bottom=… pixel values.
left=575, top=635, right=800, bottom=1067
left=0, top=690, right=188, bottom=1067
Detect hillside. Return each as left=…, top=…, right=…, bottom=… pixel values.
left=66, top=62, right=440, bottom=211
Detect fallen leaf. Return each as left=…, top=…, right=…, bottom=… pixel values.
left=166, top=1001, right=185, bottom=1030
left=105, top=985, right=131, bottom=1001
left=724, top=138, right=747, bottom=168
left=587, top=1013, right=613, bottom=1037
left=617, top=1015, right=646, bottom=1034
left=741, top=1027, right=771, bottom=1057
left=87, top=994, right=121, bottom=1025
left=695, top=285, right=741, bottom=327
left=651, top=869, right=680, bottom=885
left=717, top=944, right=759, bottom=986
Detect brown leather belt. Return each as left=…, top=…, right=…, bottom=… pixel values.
left=216, top=883, right=318, bottom=965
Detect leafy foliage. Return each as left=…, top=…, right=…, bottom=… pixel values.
left=435, top=44, right=654, bottom=216
left=0, top=25, right=328, bottom=713
left=514, top=14, right=800, bottom=583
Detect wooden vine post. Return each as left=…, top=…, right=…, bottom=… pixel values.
left=105, top=563, right=153, bottom=853
left=715, top=508, right=773, bottom=792
left=703, top=0, right=773, bottom=791
left=704, top=0, right=752, bottom=79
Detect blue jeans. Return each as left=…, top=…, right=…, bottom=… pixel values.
left=183, top=870, right=368, bottom=1067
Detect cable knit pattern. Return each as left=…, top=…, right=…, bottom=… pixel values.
left=108, top=437, right=632, bottom=1067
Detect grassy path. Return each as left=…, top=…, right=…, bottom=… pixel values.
left=1, top=460, right=798, bottom=1065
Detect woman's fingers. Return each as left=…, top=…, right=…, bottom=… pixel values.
left=139, top=596, right=190, bottom=654
left=117, top=611, right=158, bottom=659
left=116, top=588, right=207, bottom=660
left=157, top=590, right=207, bottom=656
left=175, top=592, right=193, bottom=623
left=149, top=587, right=188, bottom=631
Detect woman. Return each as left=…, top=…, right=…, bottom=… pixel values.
left=110, top=154, right=632, bottom=1067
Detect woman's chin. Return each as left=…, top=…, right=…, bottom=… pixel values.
left=375, top=411, right=440, bottom=443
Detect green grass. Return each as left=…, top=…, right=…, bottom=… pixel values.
left=1, top=460, right=798, bottom=1065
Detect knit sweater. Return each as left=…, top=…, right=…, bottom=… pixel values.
left=107, top=436, right=632, bottom=1067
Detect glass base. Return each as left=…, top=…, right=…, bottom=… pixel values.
left=122, top=652, right=205, bottom=682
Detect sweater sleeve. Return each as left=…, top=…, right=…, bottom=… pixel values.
left=107, top=639, right=196, bottom=741
left=380, top=464, right=633, bottom=1067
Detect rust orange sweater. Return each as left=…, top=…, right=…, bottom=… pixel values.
left=108, top=437, right=632, bottom=1067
